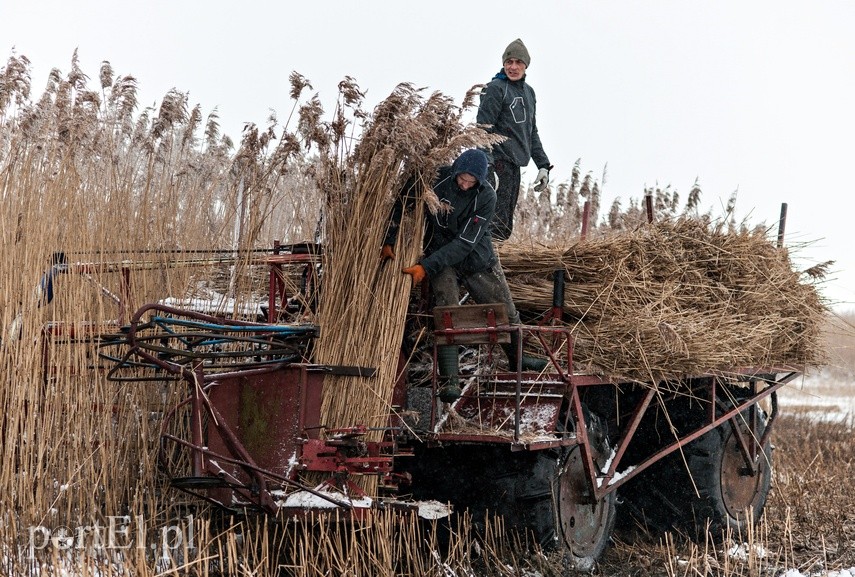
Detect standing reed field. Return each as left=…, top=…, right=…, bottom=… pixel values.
left=0, top=52, right=847, bottom=575
left=0, top=52, right=516, bottom=575
left=0, top=54, right=327, bottom=573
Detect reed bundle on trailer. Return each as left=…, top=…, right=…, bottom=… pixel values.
left=311, top=83, right=500, bottom=440
left=500, top=217, right=828, bottom=383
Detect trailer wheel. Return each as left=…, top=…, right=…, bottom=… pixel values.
left=621, top=406, right=771, bottom=540
left=555, top=444, right=617, bottom=569
left=520, top=410, right=617, bottom=570
left=683, top=413, right=772, bottom=538
left=400, top=409, right=616, bottom=568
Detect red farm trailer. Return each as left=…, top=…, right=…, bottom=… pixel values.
left=93, top=242, right=797, bottom=569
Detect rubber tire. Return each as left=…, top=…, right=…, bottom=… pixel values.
left=515, top=412, right=617, bottom=570
left=555, top=446, right=618, bottom=571
left=621, top=409, right=771, bottom=541
left=681, top=415, right=772, bottom=539
left=399, top=426, right=616, bottom=568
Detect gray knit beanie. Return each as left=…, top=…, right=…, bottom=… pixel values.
left=502, top=38, right=531, bottom=67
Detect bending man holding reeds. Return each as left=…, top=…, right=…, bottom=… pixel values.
left=477, top=38, right=552, bottom=241
left=382, top=149, right=545, bottom=402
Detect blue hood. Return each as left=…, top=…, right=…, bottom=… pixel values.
left=451, top=149, right=489, bottom=185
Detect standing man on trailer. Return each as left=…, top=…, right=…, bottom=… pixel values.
left=477, top=38, right=553, bottom=241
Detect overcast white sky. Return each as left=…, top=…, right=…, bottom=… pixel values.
left=4, top=1, right=854, bottom=310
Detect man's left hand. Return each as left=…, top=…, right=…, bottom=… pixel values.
left=402, top=264, right=426, bottom=285
left=533, top=167, right=550, bottom=192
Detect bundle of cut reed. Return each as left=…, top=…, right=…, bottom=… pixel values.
left=311, top=83, right=501, bottom=448
left=500, top=217, right=828, bottom=383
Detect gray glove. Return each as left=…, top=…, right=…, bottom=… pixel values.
left=533, top=167, right=550, bottom=192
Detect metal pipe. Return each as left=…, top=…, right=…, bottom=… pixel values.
left=551, top=269, right=565, bottom=322
left=515, top=326, right=523, bottom=442
left=119, top=267, right=132, bottom=326
left=777, top=202, right=788, bottom=248
left=190, top=366, right=205, bottom=477
left=645, top=193, right=654, bottom=223
left=268, top=240, right=280, bottom=322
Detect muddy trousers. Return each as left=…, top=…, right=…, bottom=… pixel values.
left=431, top=264, right=523, bottom=381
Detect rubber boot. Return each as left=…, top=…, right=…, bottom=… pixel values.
left=522, top=355, right=549, bottom=372
left=436, top=345, right=461, bottom=402
left=504, top=332, right=549, bottom=372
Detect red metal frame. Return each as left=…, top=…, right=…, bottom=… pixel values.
left=429, top=323, right=576, bottom=446
left=144, top=300, right=796, bottom=515
left=108, top=303, right=398, bottom=514
left=566, top=369, right=795, bottom=502
left=427, top=318, right=799, bottom=504
left=257, top=250, right=320, bottom=323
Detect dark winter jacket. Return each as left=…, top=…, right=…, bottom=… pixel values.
left=384, top=151, right=497, bottom=279
left=476, top=71, right=550, bottom=170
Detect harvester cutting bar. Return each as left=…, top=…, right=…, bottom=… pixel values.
left=101, top=304, right=318, bottom=382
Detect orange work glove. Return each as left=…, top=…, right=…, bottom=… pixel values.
left=380, top=244, right=395, bottom=262
left=402, top=264, right=426, bottom=285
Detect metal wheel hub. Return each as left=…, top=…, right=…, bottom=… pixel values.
left=720, top=434, right=766, bottom=519
left=557, top=447, right=612, bottom=557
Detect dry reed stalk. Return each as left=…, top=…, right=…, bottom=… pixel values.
left=311, top=84, right=501, bottom=473
left=0, top=53, right=319, bottom=572
left=500, top=217, right=828, bottom=383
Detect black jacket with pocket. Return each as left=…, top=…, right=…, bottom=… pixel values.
left=385, top=165, right=497, bottom=279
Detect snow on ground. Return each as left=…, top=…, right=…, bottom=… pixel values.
left=725, top=370, right=855, bottom=577
left=779, top=569, right=855, bottom=577
left=777, top=372, right=855, bottom=425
